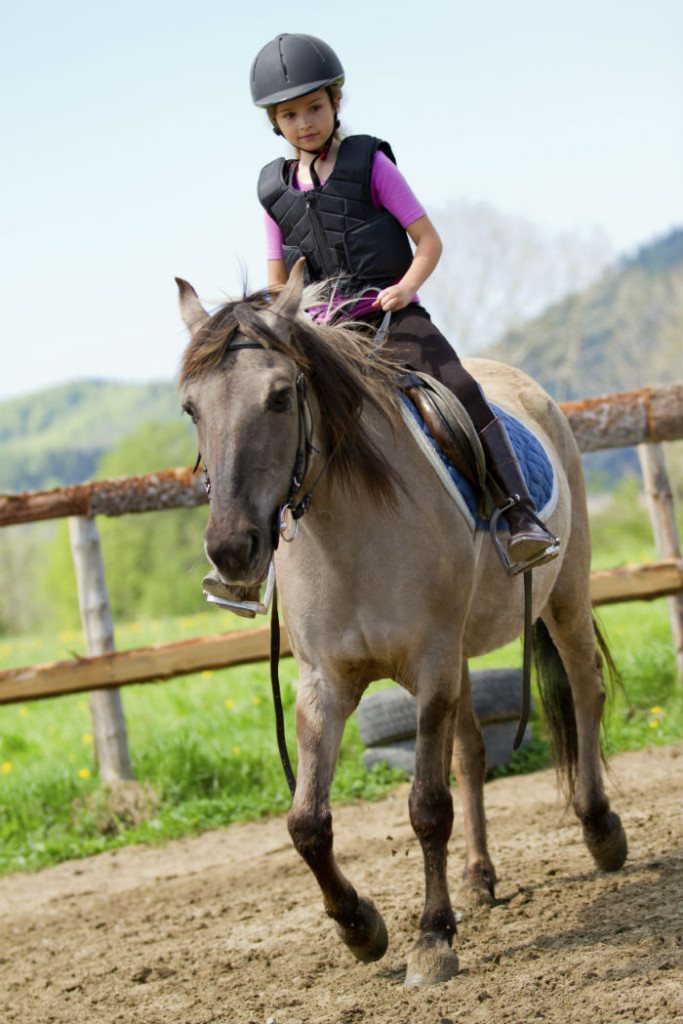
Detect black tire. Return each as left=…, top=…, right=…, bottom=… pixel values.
left=356, top=687, right=417, bottom=747
left=360, top=723, right=532, bottom=776
left=356, top=669, right=528, bottom=748
left=471, top=668, right=525, bottom=723
left=362, top=740, right=416, bottom=774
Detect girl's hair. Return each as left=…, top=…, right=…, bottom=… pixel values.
left=267, top=83, right=343, bottom=156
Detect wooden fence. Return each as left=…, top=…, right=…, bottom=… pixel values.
left=1, top=381, right=682, bottom=780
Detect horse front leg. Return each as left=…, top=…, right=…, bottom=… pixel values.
left=405, top=663, right=461, bottom=987
left=287, top=668, right=388, bottom=964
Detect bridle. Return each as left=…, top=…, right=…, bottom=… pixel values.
left=194, top=340, right=317, bottom=547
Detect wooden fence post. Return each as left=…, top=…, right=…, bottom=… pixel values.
left=68, top=516, right=134, bottom=782
left=637, top=443, right=683, bottom=685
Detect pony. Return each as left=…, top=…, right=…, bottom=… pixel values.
left=176, top=265, right=627, bottom=987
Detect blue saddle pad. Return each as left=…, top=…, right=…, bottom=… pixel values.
left=401, top=394, right=555, bottom=531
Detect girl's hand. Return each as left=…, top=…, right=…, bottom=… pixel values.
left=372, top=282, right=414, bottom=311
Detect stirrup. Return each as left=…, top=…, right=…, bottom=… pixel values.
left=203, top=561, right=276, bottom=617
left=489, top=500, right=560, bottom=576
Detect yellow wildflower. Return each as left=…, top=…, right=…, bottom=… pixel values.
left=232, top=746, right=241, bottom=756
left=650, top=706, right=663, bottom=715
left=201, top=670, right=214, bottom=678
left=649, top=720, right=659, bottom=729
left=82, top=734, right=93, bottom=745
left=251, top=696, right=263, bottom=706
left=78, top=768, right=90, bottom=779
left=2, top=762, right=12, bottom=774
left=19, top=707, right=29, bottom=717
left=224, top=699, right=235, bottom=709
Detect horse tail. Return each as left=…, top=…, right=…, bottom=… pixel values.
left=532, top=619, right=578, bottom=799
left=533, top=616, right=621, bottom=800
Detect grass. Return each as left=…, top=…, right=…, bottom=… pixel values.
left=1, top=484, right=682, bottom=875
left=0, top=612, right=406, bottom=874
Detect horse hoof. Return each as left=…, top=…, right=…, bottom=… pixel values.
left=461, top=864, right=496, bottom=908
left=405, top=934, right=459, bottom=987
left=583, top=811, right=628, bottom=872
left=461, top=886, right=495, bottom=910
left=335, top=897, right=388, bottom=963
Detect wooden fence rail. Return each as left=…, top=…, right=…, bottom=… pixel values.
left=2, top=381, right=682, bottom=528
left=1, top=379, right=682, bottom=736
left=1, top=560, right=682, bottom=707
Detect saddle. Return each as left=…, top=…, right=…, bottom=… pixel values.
left=402, top=372, right=489, bottom=516
left=400, top=372, right=558, bottom=540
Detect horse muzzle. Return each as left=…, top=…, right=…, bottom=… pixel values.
left=204, top=519, right=270, bottom=585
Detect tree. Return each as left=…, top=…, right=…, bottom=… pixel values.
left=44, top=418, right=209, bottom=627
left=420, top=200, right=614, bottom=353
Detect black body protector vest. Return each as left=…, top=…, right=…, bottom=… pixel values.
left=257, top=135, right=414, bottom=297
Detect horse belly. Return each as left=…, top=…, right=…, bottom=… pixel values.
left=462, top=547, right=564, bottom=658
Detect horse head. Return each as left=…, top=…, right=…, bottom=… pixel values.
left=177, top=265, right=307, bottom=586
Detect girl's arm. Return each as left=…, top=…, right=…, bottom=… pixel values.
left=372, top=214, right=443, bottom=312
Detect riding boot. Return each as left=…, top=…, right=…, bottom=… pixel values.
left=202, top=570, right=262, bottom=617
left=479, top=417, right=559, bottom=569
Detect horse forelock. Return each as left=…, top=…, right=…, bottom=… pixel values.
left=179, top=290, right=403, bottom=507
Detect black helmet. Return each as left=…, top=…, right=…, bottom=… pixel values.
left=250, top=33, right=344, bottom=107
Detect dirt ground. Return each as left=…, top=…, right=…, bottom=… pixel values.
left=1, top=744, right=681, bottom=1024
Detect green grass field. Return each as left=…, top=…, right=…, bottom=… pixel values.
left=1, top=486, right=682, bottom=875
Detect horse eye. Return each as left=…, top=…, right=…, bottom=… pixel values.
left=268, top=387, right=293, bottom=413
left=182, top=402, right=199, bottom=424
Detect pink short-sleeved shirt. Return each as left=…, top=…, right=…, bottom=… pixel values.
left=263, top=149, right=425, bottom=319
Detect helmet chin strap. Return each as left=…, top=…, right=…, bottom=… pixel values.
left=300, top=115, right=340, bottom=188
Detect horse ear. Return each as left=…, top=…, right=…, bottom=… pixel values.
left=270, top=258, right=305, bottom=320
left=176, top=277, right=209, bottom=335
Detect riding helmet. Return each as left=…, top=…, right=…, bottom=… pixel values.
left=250, top=33, right=344, bottom=107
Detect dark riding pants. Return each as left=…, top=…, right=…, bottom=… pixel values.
left=366, top=304, right=496, bottom=433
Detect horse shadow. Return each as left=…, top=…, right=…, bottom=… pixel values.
left=469, top=852, right=683, bottom=980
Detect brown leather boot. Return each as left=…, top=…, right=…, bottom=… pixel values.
left=479, top=417, right=559, bottom=570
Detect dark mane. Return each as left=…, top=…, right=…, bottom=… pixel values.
left=180, top=290, right=405, bottom=507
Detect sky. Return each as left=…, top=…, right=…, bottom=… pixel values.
left=1, top=0, right=681, bottom=401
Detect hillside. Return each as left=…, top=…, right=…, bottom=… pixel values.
left=0, top=379, right=180, bottom=492
left=3, top=229, right=681, bottom=494
left=486, top=227, right=683, bottom=401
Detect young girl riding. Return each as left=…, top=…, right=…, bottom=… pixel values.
left=250, top=32, right=558, bottom=572
left=203, top=32, right=558, bottom=609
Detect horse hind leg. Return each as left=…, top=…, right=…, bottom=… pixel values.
left=451, top=662, right=497, bottom=905
left=287, top=671, right=388, bottom=965
left=404, top=665, right=461, bottom=987
left=537, top=602, right=627, bottom=873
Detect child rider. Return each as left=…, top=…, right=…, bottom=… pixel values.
left=251, top=33, right=559, bottom=571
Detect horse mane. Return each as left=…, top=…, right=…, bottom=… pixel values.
left=179, top=289, right=405, bottom=507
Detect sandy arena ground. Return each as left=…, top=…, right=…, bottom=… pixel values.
left=1, top=743, right=682, bottom=1024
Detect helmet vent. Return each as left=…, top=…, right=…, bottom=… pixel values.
left=277, top=36, right=290, bottom=83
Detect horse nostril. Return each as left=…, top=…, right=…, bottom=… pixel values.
left=246, top=531, right=260, bottom=568
left=205, top=529, right=262, bottom=579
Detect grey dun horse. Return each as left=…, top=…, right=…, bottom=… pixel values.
left=177, top=266, right=627, bottom=987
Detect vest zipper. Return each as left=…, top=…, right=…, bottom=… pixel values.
left=305, top=192, right=337, bottom=279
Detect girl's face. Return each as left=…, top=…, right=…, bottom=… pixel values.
left=273, top=89, right=337, bottom=151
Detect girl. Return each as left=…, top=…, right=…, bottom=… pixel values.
left=251, top=33, right=558, bottom=572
